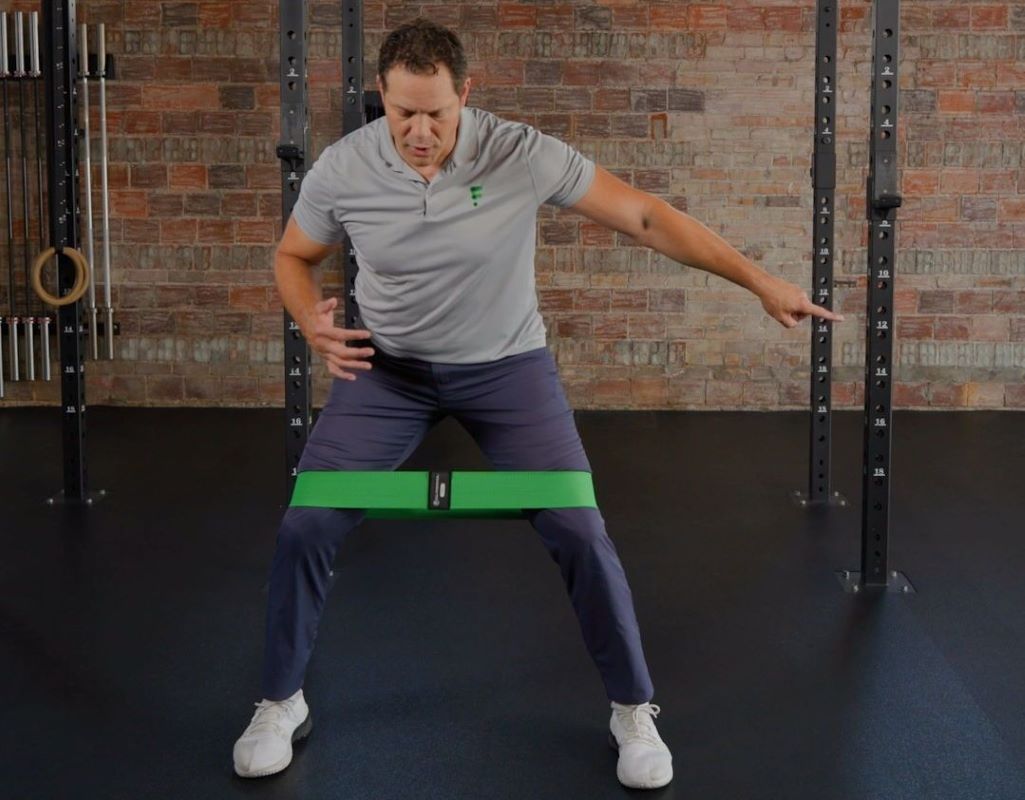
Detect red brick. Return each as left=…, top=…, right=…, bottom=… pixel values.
left=938, top=169, right=978, bottom=194
left=233, top=2, right=275, bottom=25
left=131, top=165, right=167, bottom=189
left=978, top=92, right=1015, bottom=113
left=123, top=111, right=162, bottom=135
left=967, top=382, right=1005, bottom=407
left=937, top=91, right=976, bottom=113
left=972, top=316, right=1010, bottom=341
left=998, top=198, right=1025, bottom=220
left=593, top=315, right=628, bottom=339
left=971, top=6, right=1008, bottom=29
left=613, top=8, right=649, bottom=29
left=727, top=8, right=767, bottom=31
left=954, top=292, right=993, bottom=314
left=581, top=223, right=615, bottom=247
left=651, top=6, right=689, bottom=29
left=237, top=221, right=276, bottom=244
left=110, top=191, right=148, bottom=218
left=563, top=62, right=603, bottom=86
left=903, top=170, right=940, bottom=196
left=198, top=220, right=234, bottom=243
left=689, top=5, right=727, bottom=29
left=499, top=4, right=536, bottom=28
left=142, top=85, right=219, bottom=111
left=898, top=317, right=935, bottom=339
left=930, top=384, right=968, bottom=408
left=147, top=376, right=185, bottom=403
left=575, top=290, right=611, bottom=312
left=935, top=317, right=971, bottom=340
left=993, top=292, right=1025, bottom=314
left=591, top=378, right=631, bottom=406
left=933, top=7, right=971, bottom=28
left=161, top=220, right=198, bottom=244
left=536, top=5, right=573, bottom=30
left=247, top=165, right=280, bottom=190
left=764, top=8, right=803, bottom=32
left=632, top=378, right=669, bottom=407
left=200, top=2, right=234, bottom=28
left=169, top=165, right=207, bottom=190
left=1006, top=385, right=1025, bottom=408
left=894, top=383, right=929, bottom=407
left=554, top=316, right=592, bottom=337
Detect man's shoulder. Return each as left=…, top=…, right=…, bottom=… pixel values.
left=468, top=106, right=536, bottom=154
left=320, top=118, right=388, bottom=165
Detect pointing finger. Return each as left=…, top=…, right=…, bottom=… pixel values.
left=809, top=304, right=845, bottom=322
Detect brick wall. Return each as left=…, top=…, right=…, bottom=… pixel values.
left=2, top=0, right=1022, bottom=410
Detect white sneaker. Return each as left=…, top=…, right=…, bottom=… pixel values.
left=233, top=689, right=313, bottom=778
left=608, top=701, right=673, bottom=789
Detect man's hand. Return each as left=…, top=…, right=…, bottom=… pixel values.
left=303, top=297, right=375, bottom=381
left=758, top=275, right=844, bottom=329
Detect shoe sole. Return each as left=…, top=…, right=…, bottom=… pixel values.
left=234, top=712, right=314, bottom=779
left=608, top=732, right=673, bottom=790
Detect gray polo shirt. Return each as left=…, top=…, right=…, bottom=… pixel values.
left=291, top=106, right=595, bottom=363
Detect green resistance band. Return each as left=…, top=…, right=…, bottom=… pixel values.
left=290, top=470, right=597, bottom=519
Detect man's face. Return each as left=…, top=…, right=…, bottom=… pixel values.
left=378, top=64, right=470, bottom=172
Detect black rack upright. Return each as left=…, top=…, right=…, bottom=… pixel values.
left=840, top=0, right=912, bottom=594
left=339, top=1, right=385, bottom=331
left=42, top=0, right=90, bottom=504
left=795, top=0, right=846, bottom=510
left=277, top=1, right=313, bottom=496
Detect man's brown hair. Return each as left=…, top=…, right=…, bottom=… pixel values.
left=378, top=18, right=468, bottom=94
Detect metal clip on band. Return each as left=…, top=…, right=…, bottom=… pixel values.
left=429, top=471, right=451, bottom=510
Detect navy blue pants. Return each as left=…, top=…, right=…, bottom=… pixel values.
left=261, top=345, right=654, bottom=704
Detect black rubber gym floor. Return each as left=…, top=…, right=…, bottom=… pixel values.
left=3, top=406, right=1024, bottom=800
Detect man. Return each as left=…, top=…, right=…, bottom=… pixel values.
left=233, top=18, right=841, bottom=790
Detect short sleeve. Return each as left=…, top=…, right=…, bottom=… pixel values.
left=523, top=127, right=596, bottom=208
left=290, top=143, right=346, bottom=245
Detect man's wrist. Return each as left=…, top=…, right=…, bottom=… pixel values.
left=739, top=261, right=776, bottom=299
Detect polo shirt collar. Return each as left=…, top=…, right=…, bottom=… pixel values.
left=379, top=106, right=479, bottom=177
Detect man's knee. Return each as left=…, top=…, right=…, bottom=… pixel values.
left=275, top=506, right=360, bottom=557
left=536, top=507, right=610, bottom=555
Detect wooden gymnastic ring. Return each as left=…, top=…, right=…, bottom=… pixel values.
left=31, top=246, right=91, bottom=307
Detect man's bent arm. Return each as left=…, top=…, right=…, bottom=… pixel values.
left=274, top=218, right=340, bottom=336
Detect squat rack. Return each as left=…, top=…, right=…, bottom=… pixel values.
left=277, top=1, right=910, bottom=592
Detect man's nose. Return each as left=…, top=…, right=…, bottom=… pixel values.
left=411, top=114, right=431, bottom=139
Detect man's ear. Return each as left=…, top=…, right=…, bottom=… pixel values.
left=459, top=77, right=471, bottom=106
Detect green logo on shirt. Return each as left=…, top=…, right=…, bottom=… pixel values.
left=470, top=185, right=483, bottom=207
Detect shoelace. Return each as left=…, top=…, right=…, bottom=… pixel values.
left=615, top=702, right=663, bottom=748
left=245, top=698, right=296, bottom=738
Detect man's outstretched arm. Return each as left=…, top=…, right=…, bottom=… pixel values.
left=569, top=167, right=843, bottom=328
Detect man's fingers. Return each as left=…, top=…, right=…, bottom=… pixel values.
left=314, top=297, right=338, bottom=314
left=314, top=326, right=374, bottom=343
left=320, top=340, right=375, bottom=361
left=808, top=302, right=844, bottom=322
left=324, top=351, right=373, bottom=370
